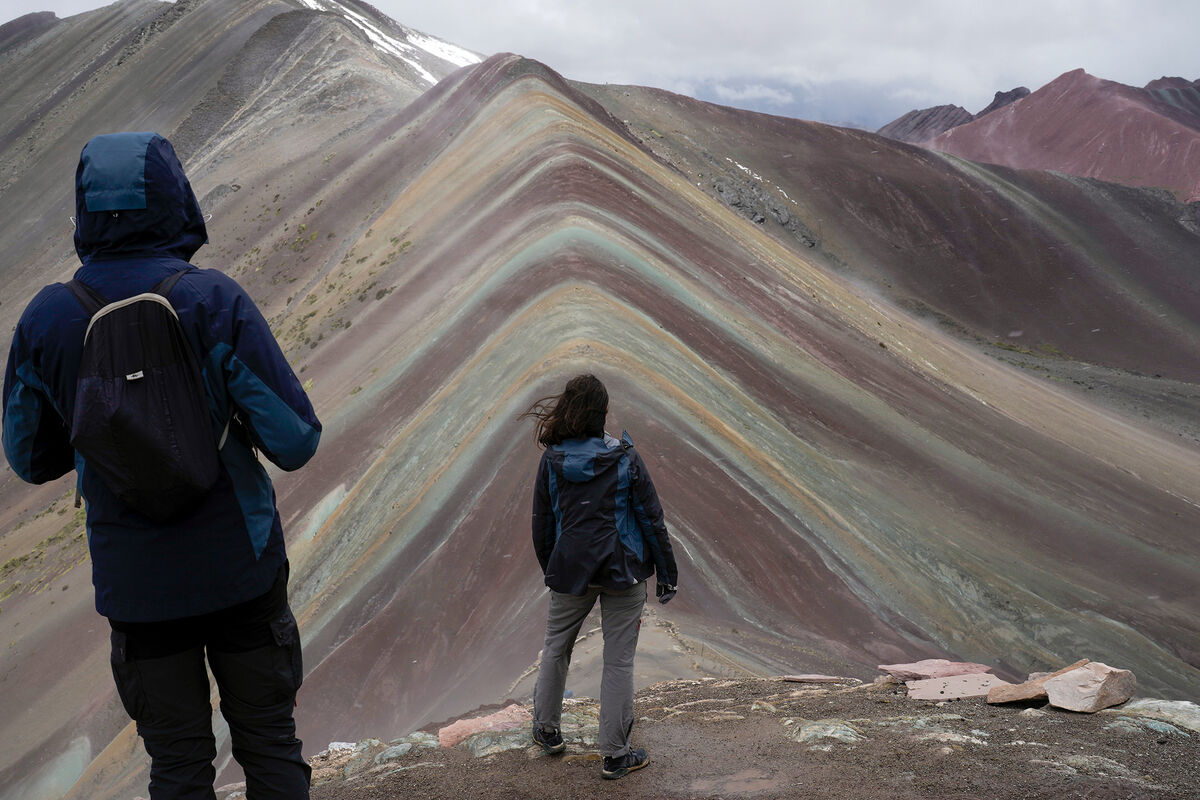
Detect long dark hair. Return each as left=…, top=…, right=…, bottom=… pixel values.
left=520, top=374, right=609, bottom=447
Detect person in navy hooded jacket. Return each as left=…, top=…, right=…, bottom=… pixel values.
left=521, top=374, right=678, bottom=780
left=2, top=132, right=321, bottom=799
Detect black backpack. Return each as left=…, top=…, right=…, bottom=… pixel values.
left=65, top=271, right=220, bottom=521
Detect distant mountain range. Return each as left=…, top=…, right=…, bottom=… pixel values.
left=876, top=87, right=1029, bottom=143
left=1, top=3, right=1197, bottom=799
left=879, top=70, right=1200, bottom=202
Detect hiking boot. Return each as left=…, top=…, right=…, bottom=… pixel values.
left=532, top=726, right=565, bottom=755
left=601, top=748, right=649, bottom=779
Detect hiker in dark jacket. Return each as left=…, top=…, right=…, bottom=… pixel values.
left=2, top=132, right=320, bottom=799
left=521, top=374, right=678, bottom=780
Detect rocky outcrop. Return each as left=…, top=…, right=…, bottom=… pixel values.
left=709, top=160, right=819, bottom=247
left=437, top=704, right=531, bottom=748
left=1105, top=698, right=1200, bottom=733
left=976, top=86, right=1030, bottom=118
left=1043, top=662, right=1137, bottom=712
left=876, top=104, right=973, bottom=143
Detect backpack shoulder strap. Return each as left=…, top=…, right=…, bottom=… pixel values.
left=63, top=279, right=108, bottom=316
left=150, top=269, right=188, bottom=301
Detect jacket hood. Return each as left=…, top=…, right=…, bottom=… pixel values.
left=549, top=432, right=632, bottom=483
left=74, top=132, right=207, bottom=262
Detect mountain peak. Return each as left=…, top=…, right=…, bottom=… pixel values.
left=975, top=86, right=1030, bottom=118
left=924, top=68, right=1200, bottom=201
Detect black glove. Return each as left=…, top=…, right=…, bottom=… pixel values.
left=656, top=582, right=677, bottom=604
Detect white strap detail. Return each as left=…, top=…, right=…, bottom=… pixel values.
left=218, top=417, right=232, bottom=449
left=84, top=293, right=180, bottom=344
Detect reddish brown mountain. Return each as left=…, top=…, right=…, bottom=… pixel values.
left=929, top=69, right=1200, bottom=202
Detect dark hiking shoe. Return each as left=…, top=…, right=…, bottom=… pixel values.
left=533, top=726, right=565, bottom=755
left=601, top=748, right=649, bottom=779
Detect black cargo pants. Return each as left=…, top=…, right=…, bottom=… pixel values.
left=108, top=563, right=310, bottom=800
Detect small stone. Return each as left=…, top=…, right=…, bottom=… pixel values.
left=752, top=701, right=779, bottom=713
left=465, top=730, right=530, bottom=757
left=1019, top=707, right=1048, bottom=719
left=787, top=718, right=866, bottom=747
left=1104, top=718, right=1145, bottom=734
left=1060, top=754, right=1137, bottom=778
left=906, top=674, right=1012, bottom=700
left=1044, top=662, right=1136, bottom=713
left=878, top=659, right=993, bottom=681
left=389, top=731, right=439, bottom=750
left=915, top=730, right=987, bottom=745
left=1107, top=717, right=1188, bottom=737
left=988, top=659, right=1090, bottom=704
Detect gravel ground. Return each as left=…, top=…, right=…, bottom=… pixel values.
left=305, top=677, right=1199, bottom=800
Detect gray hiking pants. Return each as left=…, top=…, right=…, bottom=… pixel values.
left=533, top=581, right=647, bottom=758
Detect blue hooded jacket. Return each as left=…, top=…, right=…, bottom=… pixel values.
left=2, top=132, right=321, bottom=622
left=532, top=432, right=678, bottom=595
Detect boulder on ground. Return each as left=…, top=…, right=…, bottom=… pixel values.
left=907, top=674, right=1012, bottom=701
left=438, top=704, right=532, bottom=748
left=988, top=659, right=1090, bottom=704
left=1043, top=662, right=1135, bottom=713
left=879, top=659, right=993, bottom=681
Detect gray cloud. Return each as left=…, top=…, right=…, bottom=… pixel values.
left=6, top=0, right=1196, bottom=129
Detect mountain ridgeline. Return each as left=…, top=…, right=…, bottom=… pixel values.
left=0, top=2, right=1197, bottom=798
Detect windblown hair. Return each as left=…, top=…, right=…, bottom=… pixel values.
left=520, top=374, right=609, bottom=448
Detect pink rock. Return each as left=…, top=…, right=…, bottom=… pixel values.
left=437, top=704, right=533, bottom=748
left=906, top=674, right=1012, bottom=701
left=878, top=659, right=993, bottom=681
left=988, top=659, right=1089, bottom=704
left=1044, top=662, right=1136, bottom=713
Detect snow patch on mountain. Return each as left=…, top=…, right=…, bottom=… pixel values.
left=295, top=0, right=479, bottom=82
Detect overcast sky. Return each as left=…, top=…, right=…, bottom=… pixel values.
left=4, top=0, right=1196, bottom=128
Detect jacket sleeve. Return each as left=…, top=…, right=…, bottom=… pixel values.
left=532, top=452, right=555, bottom=573
left=629, top=448, right=678, bottom=586
left=2, top=306, right=75, bottom=484
left=193, top=273, right=320, bottom=471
